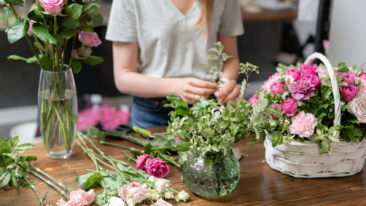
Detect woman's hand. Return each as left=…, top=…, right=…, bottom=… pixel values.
left=215, top=80, right=242, bottom=103
left=175, top=78, right=217, bottom=104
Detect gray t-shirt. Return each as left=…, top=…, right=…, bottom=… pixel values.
left=106, top=0, right=244, bottom=81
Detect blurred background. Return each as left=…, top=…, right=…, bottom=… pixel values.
left=1, top=0, right=365, bottom=140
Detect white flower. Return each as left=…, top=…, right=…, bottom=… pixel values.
left=148, top=176, right=157, bottom=184
left=148, top=189, right=161, bottom=201
left=177, top=191, right=189, bottom=202
left=155, top=179, right=170, bottom=193
left=164, top=191, right=174, bottom=199
left=348, top=92, right=366, bottom=123
left=104, top=197, right=126, bottom=206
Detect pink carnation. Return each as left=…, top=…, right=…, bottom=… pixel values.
left=57, top=189, right=95, bottom=206
left=27, top=20, right=36, bottom=36
left=78, top=31, right=102, bottom=47
left=358, top=72, right=366, bottom=81
left=340, top=72, right=357, bottom=83
left=270, top=82, right=285, bottom=95
left=289, top=77, right=316, bottom=101
left=300, top=74, right=321, bottom=89
left=289, top=111, right=318, bottom=138
left=136, top=154, right=153, bottom=172
left=152, top=198, right=172, bottom=206
left=262, top=73, right=280, bottom=92
left=248, top=94, right=258, bottom=107
left=300, top=63, right=318, bottom=75
left=40, top=0, right=63, bottom=15
left=118, top=182, right=148, bottom=203
left=280, top=98, right=297, bottom=116
left=340, top=84, right=358, bottom=101
left=285, top=69, right=301, bottom=81
left=146, top=158, right=169, bottom=178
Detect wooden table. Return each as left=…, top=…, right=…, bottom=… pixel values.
left=242, top=7, right=298, bottom=23
left=1, top=129, right=366, bottom=205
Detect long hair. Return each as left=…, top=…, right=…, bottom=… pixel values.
left=196, top=0, right=214, bottom=41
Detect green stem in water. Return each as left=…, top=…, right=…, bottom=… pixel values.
left=54, top=105, right=69, bottom=151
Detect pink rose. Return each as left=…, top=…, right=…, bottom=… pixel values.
left=40, top=0, right=63, bottom=15
left=348, top=92, right=366, bottom=123
left=146, top=158, right=169, bottom=178
left=78, top=31, right=102, bottom=47
left=248, top=94, right=258, bottom=107
left=152, top=198, right=172, bottom=206
left=300, top=74, right=321, bottom=89
left=359, top=73, right=366, bottom=81
left=340, top=84, right=358, bottom=101
left=270, top=82, right=285, bottom=95
left=27, top=20, right=36, bottom=36
left=136, top=154, right=153, bottom=172
left=280, top=98, right=297, bottom=116
left=285, top=69, right=301, bottom=81
left=118, top=182, right=148, bottom=203
left=289, top=111, right=318, bottom=138
left=339, top=72, right=357, bottom=83
left=300, top=63, right=318, bottom=75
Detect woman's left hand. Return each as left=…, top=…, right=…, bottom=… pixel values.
left=215, top=80, right=242, bottom=103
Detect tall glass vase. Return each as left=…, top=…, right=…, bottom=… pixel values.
left=38, top=66, right=78, bottom=159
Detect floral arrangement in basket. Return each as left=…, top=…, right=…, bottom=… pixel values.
left=249, top=53, right=366, bottom=153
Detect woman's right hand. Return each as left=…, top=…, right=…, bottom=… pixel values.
left=175, top=78, right=217, bottom=104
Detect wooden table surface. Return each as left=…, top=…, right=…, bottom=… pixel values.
left=1, top=129, right=366, bottom=206
left=242, top=8, right=298, bottom=23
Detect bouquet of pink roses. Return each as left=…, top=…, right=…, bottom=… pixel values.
left=249, top=55, right=366, bottom=153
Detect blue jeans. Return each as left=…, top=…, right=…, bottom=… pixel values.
left=130, top=97, right=173, bottom=128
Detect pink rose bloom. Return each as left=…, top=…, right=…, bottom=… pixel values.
left=340, top=84, right=358, bottom=101
left=300, top=74, right=321, bottom=89
left=300, top=63, right=318, bottom=75
left=248, top=94, right=258, bottom=107
left=152, top=198, right=172, bottom=206
left=285, top=69, right=301, bottom=81
left=359, top=73, right=366, bottom=81
left=40, top=0, right=63, bottom=15
left=78, top=31, right=102, bottom=47
left=339, top=72, right=356, bottom=83
left=280, top=98, right=297, bottom=116
left=146, top=158, right=169, bottom=178
left=289, top=78, right=316, bottom=101
left=118, top=182, right=148, bottom=203
left=136, top=154, right=153, bottom=172
left=270, top=82, right=285, bottom=95
left=27, top=20, right=36, bottom=36
left=289, top=111, right=318, bottom=138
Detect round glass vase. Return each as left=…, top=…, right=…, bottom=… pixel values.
left=38, top=66, right=78, bottom=159
left=182, top=149, right=240, bottom=199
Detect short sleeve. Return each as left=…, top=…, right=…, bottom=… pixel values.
left=218, top=0, right=244, bottom=36
left=105, top=0, right=137, bottom=42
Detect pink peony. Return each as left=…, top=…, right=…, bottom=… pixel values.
left=285, top=69, right=301, bottom=81
left=289, top=111, right=318, bottom=138
left=40, top=0, right=63, bottom=15
left=78, top=31, right=102, bottom=47
left=289, top=77, right=316, bottom=101
left=27, top=20, right=36, bottom=36
left=248, top=94, right=258, bottom=107
left=270, top=82, right=285, bottom=95
left=152, top=198, right=172, bottom=206
left=340, top=84, right=358, bottom=101
left=280, top=98, right=297, bottom=116
left=136, top=154, right=153, bottom=172
left=300, top=63, right=318, bottom=75
left=146, top=158, right=169, bottom=178
left=118, top=182, right=148, bottom=203
left=340, top=73, right=356, bottom=83
left=300, top=74, right=321, bottom=89
left=359, top=72, right=366, bottom=81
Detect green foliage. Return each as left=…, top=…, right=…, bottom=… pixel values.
left=83, top=56, right=104, bottom=66
left=239, top=62, right=259, bottom=97
left=6, top=19, right=26, bottom=44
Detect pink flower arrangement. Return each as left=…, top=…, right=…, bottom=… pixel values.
left=118, top=182, right=148, bottom=203
left=40, top=0, right=63, bottom=16
left=136, top=154, right=170, bottom=178
left=56, top=189, right=95, bottom=206
left=270, top=82, right=285, bottom=95
left=78, top=31, right=102, bottom=47
left=341, top=73, right=357, bottom=83
left=285, top=69, right=301, bottom=81
left=300, top=63, right=318, bottom=75
left=248, top=93, right=259, bottom=107
left=289, top=111, right=318, bottom=138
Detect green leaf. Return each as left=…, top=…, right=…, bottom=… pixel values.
left=40, top=55, right=52, bottom=70
left=8, top=55, right=38, bottom=64
left=176, top=142, right=191, bottom=152
left=82, top=56, right=103, bottom=66
left=65, top=4, right=83, bottom=19
left=338, top=62, right=349, bottom=72
left=144, top=144, right=152, bottom=154
left=84, top=3, right=100, bottom=15
left=7, top=19, right=26, bottom=44
left=27, top=8, right=45, bottom=22
left=90, top=13, right=103, bottom=27
left=60, top=29, right=79, bottom=39
left=75, top=172, right=102, bottom=190
left=71, top=60, right=82, bottom=74
left=4, top=0, right=24, bottom=6
left=32, top=24, right=57, bottom=44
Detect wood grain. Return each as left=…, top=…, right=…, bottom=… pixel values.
left=1, top=128, right=366, bottom=206
left=242, top=8, right=298, bottom=23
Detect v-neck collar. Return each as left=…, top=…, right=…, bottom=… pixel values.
left=167, top=0, right=198, bottom=18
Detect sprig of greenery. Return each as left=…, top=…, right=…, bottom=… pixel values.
left=239, top=62, right=259, bottom=97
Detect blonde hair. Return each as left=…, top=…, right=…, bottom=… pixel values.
left=196, top=0, right=214, bottom=40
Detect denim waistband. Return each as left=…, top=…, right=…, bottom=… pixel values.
left=132, top=96, right=171, bottom=112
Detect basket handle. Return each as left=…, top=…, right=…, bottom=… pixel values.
left=305, top=52, right=341, bottom=138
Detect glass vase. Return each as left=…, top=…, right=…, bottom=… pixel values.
left=182, top=150, right=240, bottom=199
left=38, top=66, right=78, bottom=159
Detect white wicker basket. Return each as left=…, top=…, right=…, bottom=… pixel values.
left=264, top=52, right=366, bottom=178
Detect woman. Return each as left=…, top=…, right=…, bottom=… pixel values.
left=106, top=0, right=244, bottom=128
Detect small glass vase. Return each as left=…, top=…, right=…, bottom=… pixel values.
left=182, top=149, right=240, bottom=199
left=38, top=66, right=78, bottom=159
